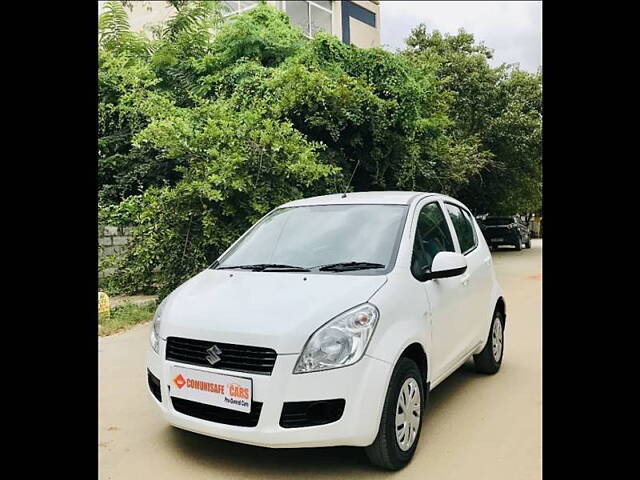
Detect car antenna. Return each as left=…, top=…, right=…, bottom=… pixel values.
left=341, top=159, right=360, bottom=198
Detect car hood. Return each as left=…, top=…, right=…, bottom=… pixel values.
left=160, top=269, right=387, bottom=354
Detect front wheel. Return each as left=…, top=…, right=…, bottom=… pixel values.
left=525, top=237, right=532, bottom=248
left=473, top=310, right=505, bottom=374
left=365, top=358, right=424, bottom=470
left=514, top=236, right=522, bottom=251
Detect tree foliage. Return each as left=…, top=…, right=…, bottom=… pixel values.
left=403, top=25, right=542, bottom=215
left=98, top=2, right=542, bottom=297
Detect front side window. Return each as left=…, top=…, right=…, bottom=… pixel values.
left=445, top=204, right=478, bottom=254
left=217, top=204, right=407, bottom=271
left=411, top=202, right=455, bottom=279
left=286, top=1, right=332, bottom=37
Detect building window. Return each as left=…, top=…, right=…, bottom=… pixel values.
left=347, top=1, right=375, bottom=27
left=221, top=1, right=259, bottom=16
left=341, top=1, right=376, bottom=45
left=285, top=1, right=332, bottom=37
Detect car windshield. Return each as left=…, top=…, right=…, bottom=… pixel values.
left=482, top=217, right=514, bottom=226
left=216, top=204, right=408, bottom=271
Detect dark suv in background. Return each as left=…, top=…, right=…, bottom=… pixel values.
left=477, top=215, right=531, bottom=251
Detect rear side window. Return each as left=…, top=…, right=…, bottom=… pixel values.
left=445, top=204, right=478, bottom=254
left=411, top=202, right=455, bottom=279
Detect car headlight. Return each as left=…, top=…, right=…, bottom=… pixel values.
left=293, top=303, right=379, bottom=374
left=149, top=299, right=167, bottom=354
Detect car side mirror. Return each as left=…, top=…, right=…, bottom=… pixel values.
left=421, top=252, right=467, bottom=281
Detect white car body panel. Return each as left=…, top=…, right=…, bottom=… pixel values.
left=160, top=269, right=387, bottom=354
left=147, top=191, right=505, bottom=448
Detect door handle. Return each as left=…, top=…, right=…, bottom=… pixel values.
left=460, top=273, right=470, bottom=286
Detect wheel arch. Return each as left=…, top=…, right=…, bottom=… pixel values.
left=475, top=284, right=506, bottom=355
left=495, top=296, right=506, bottom=325
left=398, top=342, right=428, bottom=386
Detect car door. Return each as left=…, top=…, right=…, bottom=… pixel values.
left=443, top=202, right=493, bottom=350
left=410, top=199, right=468, bottom=382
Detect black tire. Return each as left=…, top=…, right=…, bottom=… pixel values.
left=514, top=236, right=522, bottom=251
left=365, top=358, right=425, bottom=470
left=525, top=238, right=532, bottom=249
left=473, top=310, right=505, bottom=374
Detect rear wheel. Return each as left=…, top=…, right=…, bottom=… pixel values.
left=514, top=236, right=522, bottom=251
left=473, top=310, right=504, bottom=374
left=525, top=237, right=532, bottom=248
left=366, top=358, right=424, bottom=470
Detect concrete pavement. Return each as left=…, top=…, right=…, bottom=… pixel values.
left=99, top=239, right=541, bottom=480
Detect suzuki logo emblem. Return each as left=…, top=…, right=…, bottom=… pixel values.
left=205, top=344, right=222, bottom=366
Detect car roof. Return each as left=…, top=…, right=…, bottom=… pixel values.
left=280, top=191, right=435, bottom=207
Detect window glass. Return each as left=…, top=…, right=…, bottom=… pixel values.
left=411, top=203, right=455, bottom=278
left=310, top=1, right=332, bottom=10
left=286, top=1, right=332, bottom=36
left=348, top=1, right=376, bottom=27
left=309, top=3, right=332, bottom=35
left=221, top=1, right=236, bottom=14
left=463, top=209, right=478, bottom=248
left=482, top=216, right=514, bottom=226
left=445, top=204, right=477, bottom=253
left=218, top=205, right=407, bottom=269
left=222, top=1, right=258, bottom=14
left=286, top=1, right=310, bottom=35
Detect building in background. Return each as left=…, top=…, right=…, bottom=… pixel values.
left=126, top=1, right=380, bottom=48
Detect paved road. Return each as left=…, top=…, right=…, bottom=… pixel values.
left=99, top=240, right=541, bottom=480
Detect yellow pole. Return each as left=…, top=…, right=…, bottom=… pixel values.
left=98, top=291, right=111, bottom=318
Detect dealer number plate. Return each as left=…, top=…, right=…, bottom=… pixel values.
left=170, top=365, right=252, bottom=413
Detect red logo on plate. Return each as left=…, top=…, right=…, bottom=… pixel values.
left=173, top=374, right=186, bottom=389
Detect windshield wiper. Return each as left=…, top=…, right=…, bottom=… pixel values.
left=316, top=262, right=386, bottom=272
left=217, top=263, right=310, bottom=272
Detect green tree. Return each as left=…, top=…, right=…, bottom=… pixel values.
left=466, top=68, right=542, bottom=216
left=98, top=1, right=227, bottom=206
left=403, top=25, right=542, bottom=216
left=98, top=2, right=169, bottom=205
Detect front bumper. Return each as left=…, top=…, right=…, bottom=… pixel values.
left=147, top=342, right=393, bottom=448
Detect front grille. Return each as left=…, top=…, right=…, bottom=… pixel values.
left=280, top=399, right=346, bottom=428
left=148, top=369, right=162, bottom=402
left=171, top=397, right=263, bottom=427
left=166, top=337, right=277, bottom=375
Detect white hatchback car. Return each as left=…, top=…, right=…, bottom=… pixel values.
left=147, top=191, right=506, bottom=470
